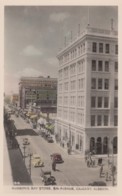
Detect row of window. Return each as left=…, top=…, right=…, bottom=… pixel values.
left=58, top=96, right=84, bottom=107
left=59, top=79, right=85, bottom=92
left=59, top=42, right=85, bottom=65
left=59, top=78, right=118, bottom=92
left=91, top=115, right=118, bottom=126
left=91, top=78, right=118, bottom=90
left=59, top=59, right=118, bottom=80
left=58, top=95, right=118, bottom=109
left=92, top=42, right=118, bottom=54
left=59, top=42, right=118, bottom=65
left=58, top=110, right=118, bottom=127
left=59, top=60, right=85, bottom=79
left=91, top=60, right=118, bottom=72
left=91, top=97, right=118, bottom=108
left=58, top=109, right=84, bottom=125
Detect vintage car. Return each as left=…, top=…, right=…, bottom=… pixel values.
left=50, top=153, right=64, bottom=164
left=40, top=169, right=56, bottom=185
left=32, top=154, right=44, bottom=167
left=23, top=138, right=30, bottom=145
left=46, top=136, right=54, bottom=143
left=88, top=181, right=107, bottom=186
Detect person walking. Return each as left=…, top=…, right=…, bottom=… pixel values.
left=100, top=164, right=104, bottom=177
left=52, top=160, right=56, bottom=171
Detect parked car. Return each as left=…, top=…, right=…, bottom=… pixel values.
left=32, top=154, right=44, bottom=167
left=23, top=138, right=30, bottom=145
left=46, top=136, right=54, bottom=143
left=40, top=130, right=46, bottom=137
left=50, top=153, right=64, bottom=164
left=88, top=181, right=107, bottom=186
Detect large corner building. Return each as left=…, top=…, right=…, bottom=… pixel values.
left=55, top=25, right=118, bottom=155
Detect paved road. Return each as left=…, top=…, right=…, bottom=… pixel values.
left=9, top=114, right=116, bottom=186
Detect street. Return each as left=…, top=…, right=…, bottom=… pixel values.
left=6, top=114, right=114, bottom=186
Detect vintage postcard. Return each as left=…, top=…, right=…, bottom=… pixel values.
left=0, top=0, right=121, bottom=195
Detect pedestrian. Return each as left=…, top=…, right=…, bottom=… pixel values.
left=100, top=164, right=103, bottom=177
left=52, top=160, right=56, bottom=171
left=87, top=160, right=90, bottom=167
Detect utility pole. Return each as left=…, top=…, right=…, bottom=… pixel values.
left=28, top=153, right=33, bottom=177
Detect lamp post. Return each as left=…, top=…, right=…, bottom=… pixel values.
left=28, top=153, right=33, bottom=177
left=22, top=144, right=26, bottom=164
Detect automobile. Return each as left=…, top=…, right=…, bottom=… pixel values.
left=23, top=138, right=30, bottom=145
left=40, top=169, right=56, bottom=185
left=50, top=153, right=64, bottom=164
left=32, top=154, right=44, bottom=167
left=46, top=136, right=54, bottom=143
left=88, top=181, right=107, bottom=186
left=40, top=130, right=46, bottom=137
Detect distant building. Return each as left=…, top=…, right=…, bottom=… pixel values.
left=55, top=25, right=118, bottom=155
left=19, top=76, right=57, bottom=116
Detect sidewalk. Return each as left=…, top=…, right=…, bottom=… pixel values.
left=4, top=123, right=33, bottom=186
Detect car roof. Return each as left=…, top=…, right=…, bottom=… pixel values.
left=51, top=153, right=61, bottom=156
left=33, top=154, right=41, bottom=157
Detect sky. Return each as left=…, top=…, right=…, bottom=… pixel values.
left=4, top=6, right=118, bottom=95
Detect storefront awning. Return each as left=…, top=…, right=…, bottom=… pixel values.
left=38, top=118, right=46, bottom=125
left=26, top=112, right=33, bottom=117
left=30, top=115, right=38, bottom=119
left=45, top=124, right=54, bottom=130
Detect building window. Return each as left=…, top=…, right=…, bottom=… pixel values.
left=98, top=78, right=102, bottom=89
left=115, top=79, right=118, bottom=90
left=99, top=43, right=103, bottom=53
left=115, top=62, right=118, bottom=72
left=97, top=115, right=102, bottom=126
left=64, top=67, right=69, bottom=78
left=114, top=115, right=118, bottom=126
left=64, top=82, right=68, bottom=91
left=115, top=44, right=118, bottom=54
left=104, top=97, right=109, bottom=108
left=105, top=61, right=109, bottom=72
left=92, top=60, right=96, bottom=71
left=71, top=80, right=76, bottom=90
left=91, top=97, right=96, bottom=108
left=91, top=78, right=96, bottom=89
left=98, top=61, right=103, bottom=71
left=98, top=97, right=102, bottom=108
left=91, top=115, right=95, bottom=126
left=105, top=44, right=110, bottom=54
left=104, top=79, right=109, bottom=90
left=114, top=97, right=118, bottom=108
left=92, top=42, right=97, bottom=52
left=104, top=115, right=108, bottom=126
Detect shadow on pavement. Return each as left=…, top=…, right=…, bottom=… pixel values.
left=8, top=147, right=33, bottom=185
left=15, top=129, right=38, bottom=136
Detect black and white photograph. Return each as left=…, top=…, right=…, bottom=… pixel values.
left=3, top=1, right=119, bottom=192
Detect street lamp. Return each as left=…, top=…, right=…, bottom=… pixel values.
left=28, top=153, right=33, bottom=177
left=22, top=144, right=27, bottom=164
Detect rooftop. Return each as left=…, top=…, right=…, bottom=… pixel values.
left=58, top=25, right=118, bottom=55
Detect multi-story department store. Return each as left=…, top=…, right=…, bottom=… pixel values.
left=55, top=25, right=118, bottom=155
left=19, top=76, right=57, bottom=115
